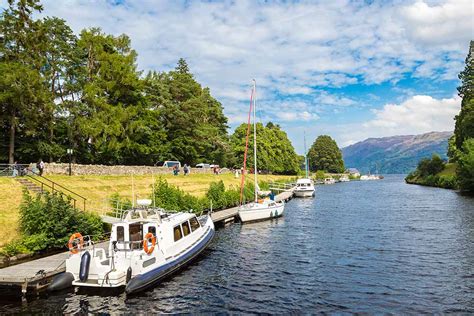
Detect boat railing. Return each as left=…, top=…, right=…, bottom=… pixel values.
left=269, top=181, right=296, bottom=192
left=67, top=234, right=109, bottom=254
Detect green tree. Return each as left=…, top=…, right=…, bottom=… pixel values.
left=457, top=139, right=474, bottom=192
left=453, top=41, right=474, bottom=152
left=307, top=135, right=345, bottom=173
left=145, top=59, right=230, bottom=166
left=0, top=0, right=48, bottom=164
left=416, top=154, right=445, bottom=177
left=230, top=122, right=299, bottom=174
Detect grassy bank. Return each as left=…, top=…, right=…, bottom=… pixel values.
left=405, top=163, right=458, bottom=189
left=0, top=173, right=293, bottom=247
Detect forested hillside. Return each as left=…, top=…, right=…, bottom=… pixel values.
left=342, top=131, right=452, bottom=174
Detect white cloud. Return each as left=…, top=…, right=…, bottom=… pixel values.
left=28, top=0, right=470, bottom=97
left=364, top=94, right=460, bottom=134
left=276, top=111, right=319, bottom=122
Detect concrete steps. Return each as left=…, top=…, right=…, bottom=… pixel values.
left=16, top=178, right=43, bottom=194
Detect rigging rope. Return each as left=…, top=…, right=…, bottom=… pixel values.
left=239, top=86, right=254, bottom=205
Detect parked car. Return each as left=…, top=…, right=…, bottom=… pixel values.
left=195, top=163, right=211, bottom=168
left=160, top=161, right=181, bottom=168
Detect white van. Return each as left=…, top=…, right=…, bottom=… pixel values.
left=195, top=163, right=211, bottom=168
left=162, top=161, right=181, bottom=168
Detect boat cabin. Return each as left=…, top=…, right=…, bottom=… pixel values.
left=296, top=178, right=313, bottom=187
left=110, top=210, right=202, bottom=252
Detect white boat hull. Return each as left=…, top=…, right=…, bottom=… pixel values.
left=294, top=189, right=315, bottom=197
left=238, top=202, right=285, bottom=223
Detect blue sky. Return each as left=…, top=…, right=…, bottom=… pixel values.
left=2, top=0, right=472, bottom=154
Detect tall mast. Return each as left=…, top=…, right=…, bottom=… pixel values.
left=304, top=131, right=308, bottom=178
left=253, top=79, right=258, bottom=202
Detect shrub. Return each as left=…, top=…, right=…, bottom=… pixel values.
left=2, top=191, right=106, bottom=256
left=206, top=181, right=227, bottom=210
left=417, top=154, right=446, bottom=177
left=0, top=239, right=30, bottom=257
left=457, top=138, right=474, bottom=192
left=314, top=170, right=326, bottom=180
left=109, top=192, right=132, bottom=210
left=152, top=177, right=206, bottom=212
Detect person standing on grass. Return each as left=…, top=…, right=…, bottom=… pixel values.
left=184, top=164, right=189, bottom=176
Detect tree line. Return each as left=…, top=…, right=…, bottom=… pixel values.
left=0, top=0, right=302, bottom=174
left=447, top=41, right=474, bottom=192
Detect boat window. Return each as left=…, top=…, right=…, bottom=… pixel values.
left=174, top=225, right=182, bottom=241
left=148, top=226, right=156, bottom=236
left=189, top=217, right=200, bottom=231
left=129, top=224, right=143, bottom=249
left=117, top=226, right=124, bottom=242
left=182, top=221, right=191, bottom=237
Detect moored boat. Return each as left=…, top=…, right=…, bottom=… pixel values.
left=294, top=178, right=315, bottom=197
left=324, top=177, right=336, bottom=184
left=238, top=80, right=285, bottom=223
left=56, top=204, right=215, bottom=294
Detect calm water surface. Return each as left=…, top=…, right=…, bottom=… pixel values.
left=1, top=175, right=473, bottom=313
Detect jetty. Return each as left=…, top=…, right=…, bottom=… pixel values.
left=0, top=242, right=107, bottom=297
left=210, top=185, right=295, bottom=225
left=0, top=186, right=295, bottom=297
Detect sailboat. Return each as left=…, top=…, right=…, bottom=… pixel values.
left=294, top=132, right=316, bottom=197
left=238, top=80, right=285, bottom=223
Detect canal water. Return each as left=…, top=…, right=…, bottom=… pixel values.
left=1, top=175, right=473, bottom=313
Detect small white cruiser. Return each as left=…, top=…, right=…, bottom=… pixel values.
left=294, top=178, right=315, bottom=197
left=294, top=133, right=315, bottom=198
left=50, top=204, right=215, bottom=294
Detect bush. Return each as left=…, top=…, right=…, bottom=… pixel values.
left=206, top=181, right=227, bottom=210
left=457, top=138, right=474, bottom=192
left=314, top=170, right=326, bottom=180
left=417, top=154, right=446, bottom=177
left=2, top=191, right=106, bottom=256
left=0, top=239, right=30, bottom=257
left=109, top=192, right=132, bottom=210
left=152, top=177, right=206, bottom=212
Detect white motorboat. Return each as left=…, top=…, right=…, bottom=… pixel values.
left=340, top=175, right=350, bottom=182
left=294, top=132, right=316, bottom=198
left=294, top=178, right=315, bottom=197
left=238, top=80, right=285, bottom=223
left=324, top=177, right=336, bottom=184
left=51, top=205, right=215, bottom=294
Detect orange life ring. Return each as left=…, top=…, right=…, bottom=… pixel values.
left=68, top=232, right=83, bottom=254
left=143, top=232, right=156, bottom=255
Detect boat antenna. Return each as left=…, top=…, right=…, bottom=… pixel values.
left=131, top=173, right=135, bottom=208
left=253, top=79, right=258, bottom=203
left=152, top=172, right=156, bottom=208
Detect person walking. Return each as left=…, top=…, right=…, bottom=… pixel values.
left=12, top=161, right=18, bottom=177
left=37, top=159, right=45, bottom=176
left=183, top=164, right=189, bottom=176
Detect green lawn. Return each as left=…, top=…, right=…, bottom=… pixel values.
left=437, top=162, right=457, bottom=176
left=0, top=173, right=293, bottom=247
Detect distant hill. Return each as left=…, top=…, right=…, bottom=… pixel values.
left=342, top=131, right=453, bottom=174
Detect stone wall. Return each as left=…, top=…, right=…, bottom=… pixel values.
left=43, top=163, right=229, bottom=176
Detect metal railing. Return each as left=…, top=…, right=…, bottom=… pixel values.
left=268, top=181, right=296, bottom=191
left=24, top=172, right=88, bottom=211
left=1, top=163, right=87, bottom=211
left=0, top=163, right=35, bottom=177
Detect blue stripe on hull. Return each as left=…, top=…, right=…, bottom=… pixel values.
left=125, top=227, right=215, bottom=294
